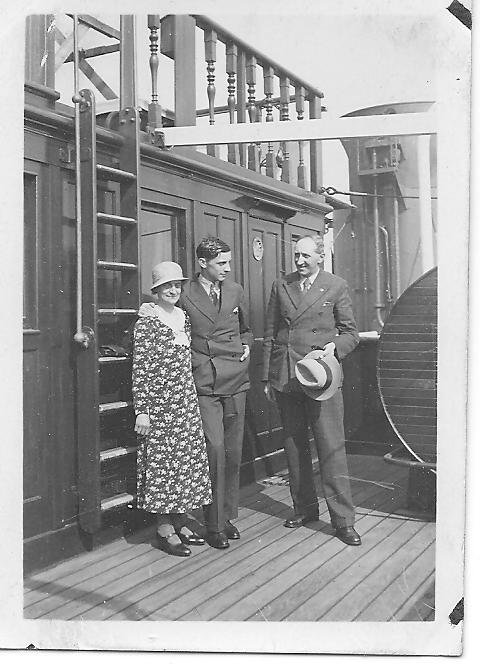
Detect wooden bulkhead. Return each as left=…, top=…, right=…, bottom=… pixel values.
left=23, top=14, right=333, bottom=572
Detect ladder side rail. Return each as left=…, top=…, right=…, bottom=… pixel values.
left=77, top=88, right=102, bottom=534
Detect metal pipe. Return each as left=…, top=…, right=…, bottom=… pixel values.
left=372, top=170, right=385, bottom=329
left=379, top=225, right=393, bottom=308
left=72, top=15, right=86, bottom=347
left=392, top=190, right=401, bottom=298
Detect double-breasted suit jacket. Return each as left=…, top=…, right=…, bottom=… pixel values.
left=262, top=268, right=360, bottom=528
left=179, top=275, right=253, bottom=532
left=179, top=276, right=253, bottom=396
left=262, top=269, right=360, bottom=391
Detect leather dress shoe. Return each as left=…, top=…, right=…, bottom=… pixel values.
left=156, top=532, right=191, bottom=557
left=224, top=520, right=240, bottom=540
left=284, top=513, right=319, bottom=528
left=335, top=526, right=361, bottom=546
left=205, top=531, right=230, bottom=549
left=176, top=530, right=205, bottom=546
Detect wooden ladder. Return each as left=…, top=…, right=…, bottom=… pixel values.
left=76, top=88, right=141, bottom=534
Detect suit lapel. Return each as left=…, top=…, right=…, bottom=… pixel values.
left=184, top=276, right=219, bottom=323
left=218, top=280, right=236, bottom=319
left=283, top=273, right=303, bottom=309
left=291, top=270, right=329, bottom=321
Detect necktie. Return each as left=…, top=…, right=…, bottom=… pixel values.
left=209, top=285, right=219, bottom=309
left=303, top=278, right=311, bottom=293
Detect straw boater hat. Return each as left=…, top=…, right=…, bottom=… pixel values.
left=295, top=350, right=343, bottom=401
left=151, top=261, right=188, bottom=291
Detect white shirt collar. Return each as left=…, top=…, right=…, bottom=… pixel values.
left=198, top=273, right=220, bottom=295
left=300, top=268, right=320, bottom=288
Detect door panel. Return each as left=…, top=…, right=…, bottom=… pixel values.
left=246, top=216, right=285, bottom=459
left=194, top=203, right=242, bottom=282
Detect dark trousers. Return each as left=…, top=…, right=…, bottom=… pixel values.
left=275, top=386, right=355, bottom=528
left=197, top=392, right=246, bottom=532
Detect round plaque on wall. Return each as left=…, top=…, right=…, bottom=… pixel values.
left=252, top=236, right=264, bottom=261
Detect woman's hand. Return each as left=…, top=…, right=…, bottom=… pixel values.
left=135, top=413, right=151, bottom=436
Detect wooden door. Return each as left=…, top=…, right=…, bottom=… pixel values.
left=194, top=203, right=242, bottom=282
left=139, top=207, right=178, bottom=302
left=245, top=215, right=285, bottom=464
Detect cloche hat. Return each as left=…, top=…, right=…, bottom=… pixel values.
left=295, top=350, right=343, bottom=401
left=151, top=261, right=188, bottom=291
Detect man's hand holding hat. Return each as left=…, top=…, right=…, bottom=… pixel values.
left=320, top=342, right=336, bottom=358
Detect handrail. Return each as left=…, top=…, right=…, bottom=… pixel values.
left=193, top=15, right=324, bottom=100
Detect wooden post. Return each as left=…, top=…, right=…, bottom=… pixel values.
left=120, top=15, right=137, bottom=110
left=160, top=15, right=197, bottom=129
left=25, top=15, right=55, bottom=90
left=309, top=94, right=323, bottom=193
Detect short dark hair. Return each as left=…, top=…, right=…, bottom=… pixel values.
left=196, top=236, right=230, bottom=261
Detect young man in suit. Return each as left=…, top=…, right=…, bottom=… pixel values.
left=263, top=234, right=362, bottom=546
left=180, top=237, right=252, bottom=549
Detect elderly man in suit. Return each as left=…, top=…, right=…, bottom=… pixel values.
left=180, top=237, right=253, bottom=549
left=263, top=234, right=361, bottom=546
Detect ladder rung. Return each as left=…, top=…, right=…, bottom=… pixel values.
left=99, top=356, right=131, bottom=363
left=97, top=164, right=136, bottom=181
left=101, top=493, right=135, bottom=511
left=98, top=308, right=138, bottom=316
left=97, top=212, right=137, bottom=226
left=97, top=260, right=138, bottom=272
left=100, top=445, right=138, bottom=462
left=99, top=400, right=133, bottom=414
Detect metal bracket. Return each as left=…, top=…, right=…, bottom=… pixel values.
left=74, top=325, right=95, bottom=350
left=149, top=128, right=173, bottom=150
left=59, top=144, right=75, bottom=164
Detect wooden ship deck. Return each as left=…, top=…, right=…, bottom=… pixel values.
left=24, top=454, right=435, bottom=622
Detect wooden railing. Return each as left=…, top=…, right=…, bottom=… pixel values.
left=150, top=14, right=326, bottom=193
left=25, top=14, right=326, bottom=194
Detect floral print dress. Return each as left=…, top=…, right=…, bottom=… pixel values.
left=132, top=309, right=212, bottom=514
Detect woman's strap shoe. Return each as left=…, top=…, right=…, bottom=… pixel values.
left=156, top=532, right=191, bottom=556
left=177, top=530, right=205, bottom=546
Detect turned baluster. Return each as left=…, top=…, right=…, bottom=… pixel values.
left=226, top=42, right=239, bottom=164
left=263, top=65, right=275, bottom=178
left=295, top=85, right=306, bottom=189
left=147, top=15, right=162, bottom=132
left=246, top=55, right=259, bottom=172
left=204, top=29, right=218, bottom=157
left=236, top=50, right=247, bottom=167
left=279, top=76, right=291, bottom=183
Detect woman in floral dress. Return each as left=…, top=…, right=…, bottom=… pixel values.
left=133, top=261, right=212, bottom=557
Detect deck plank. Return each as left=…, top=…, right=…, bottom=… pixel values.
left=26, top=487, right=294, bottom=619
left=358, top=543, right=436, bottom=621
left=321, top=526, right=435, bottom=620
left=23, top=456, right=434, bottom=623
left=104, top=473, right=384, bottom=622
left=192, top=487, right=407, bottom=621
